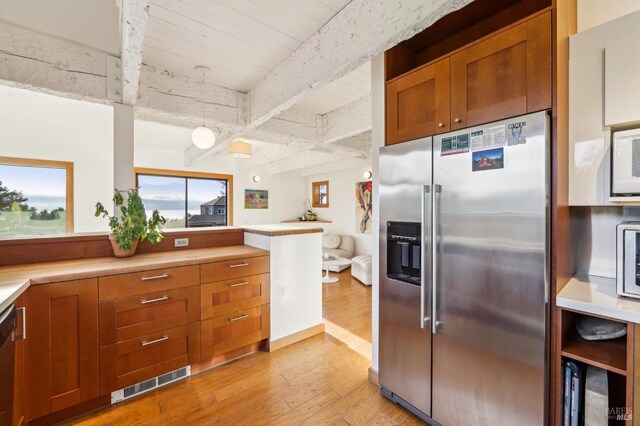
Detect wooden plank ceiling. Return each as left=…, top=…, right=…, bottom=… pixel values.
left=145, top=0, right=352, bottom=92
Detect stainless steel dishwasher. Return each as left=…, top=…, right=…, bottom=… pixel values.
left=0, top=305, right=16, bottom=426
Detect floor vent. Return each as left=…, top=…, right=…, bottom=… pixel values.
left=111, top=366, right=191, bottom=404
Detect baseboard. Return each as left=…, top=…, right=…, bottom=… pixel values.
left=368, top=367, right=379, bottom=386
left=269, top=323, right=325, bottom=351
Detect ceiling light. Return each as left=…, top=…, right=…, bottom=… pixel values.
left=228, top=140, right=252, bottom=158
left=364, top=171, right=372, bottom=179
left=191, top=65, right=216, bottom=150
left=252, top=175, right=261, bottom=182
left=192, top=126, right=216, bottom=149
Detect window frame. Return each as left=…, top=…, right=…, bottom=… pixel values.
left=312, top=180, right=329, bottom=208
left=134, top=167, right=234, bottom=227
left=0, top=156, right=74, bottom=233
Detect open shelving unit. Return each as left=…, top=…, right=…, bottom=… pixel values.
left=557, top=308, right=634, bottom=425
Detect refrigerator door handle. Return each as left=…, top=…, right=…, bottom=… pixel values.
left=421, top=184, right=431, bottom=329
left=432, top=184, right=442, bottom=334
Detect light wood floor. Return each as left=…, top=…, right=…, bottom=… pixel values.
left=68, top=269, right=425, bottom=425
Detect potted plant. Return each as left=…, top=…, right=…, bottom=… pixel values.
left=95, top=188, right=166, bottom=257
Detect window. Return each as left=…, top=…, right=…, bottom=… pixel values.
left=312, top=181, right=329, bottom=208
left=0, top=157, right=73, bottom=236
left=135, top=168, right=233, bottom=229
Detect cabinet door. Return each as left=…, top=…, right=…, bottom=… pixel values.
left=12, top=294, right=26, bottom=426
left=450, top=11, right=551, bottom=130
left=386, top=58, right=450, bottom=145
left=26, top=280, right=99, bottom=420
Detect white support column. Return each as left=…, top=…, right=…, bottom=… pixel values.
left=114, top=103, right=135, bottom=192
left=120, top=0, right=150, bottom=105
left=370, top=53, right=385, bottom=372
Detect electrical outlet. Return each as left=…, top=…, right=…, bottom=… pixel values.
left=174, top=238, right=189, bottom=248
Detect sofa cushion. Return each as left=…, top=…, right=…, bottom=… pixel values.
left=323, top=234, right=342, bottom=249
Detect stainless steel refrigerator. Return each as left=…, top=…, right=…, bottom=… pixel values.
left=379, top=111, right=549, bottom=426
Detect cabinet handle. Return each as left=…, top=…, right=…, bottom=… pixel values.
left=141, top=335, right=169, bottom=346
left=228, top=281, right=249, bottom=288
left=228, top=263, right=249, bottom=268
left=141, top=274, right=169, bottom=281
left=229, top=314, right=249, bottom=322
left=454, top=117, right=461, bottom=123
left=140, top=295, right=169, bottom=305
left=16, top=307, right=26, bottom=340
left=438, top=122, right=445, bottom=128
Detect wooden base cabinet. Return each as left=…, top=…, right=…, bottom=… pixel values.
left=25, top=279, right=99, bottom=420
left=12, top=294, right=26, bottom=426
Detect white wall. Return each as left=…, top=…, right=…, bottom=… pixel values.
left=134, top=120, right=306, bottom=226
left=0, top=86, right=114, bottom=232
left=578, top=0, right=640, bottom=32
left=304, top=161, right=373, bottom=256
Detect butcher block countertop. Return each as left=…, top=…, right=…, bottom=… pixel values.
left=0, top=245, right=268, bottom=313
left=242, top=224, right=324, bottom=236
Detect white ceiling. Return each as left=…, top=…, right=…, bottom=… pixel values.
left=145, top=0, right=352, bottom=92
left=296, top=61, right=371, bottom=115
left=0, top=0, right=120, bottom=55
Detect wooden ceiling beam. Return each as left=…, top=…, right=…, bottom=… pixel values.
left=120, top=0, right=151, bottom=105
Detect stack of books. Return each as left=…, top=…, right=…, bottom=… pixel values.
left=563, top=360, right=585, bottom=426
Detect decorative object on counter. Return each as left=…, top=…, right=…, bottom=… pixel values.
left=95, top=188, right=166, bottom=257
left=244, top=189, right=268, bottom=209
left=575, top=315, right=627, bottom=341
left=355, top=181, right=372, bottom=234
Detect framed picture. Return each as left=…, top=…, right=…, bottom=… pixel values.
left=355, top=181, right=372, bottom=234
left=244, top=189, right=268, bottom=209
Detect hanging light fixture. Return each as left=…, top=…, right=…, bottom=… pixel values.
left=192, top=66, right=216, bottom=150
left=228, top=139, right=252, bottom=158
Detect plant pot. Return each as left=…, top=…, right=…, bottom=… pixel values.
left=109, top=234, right=139, bottom=258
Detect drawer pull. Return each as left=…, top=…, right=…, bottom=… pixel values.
left=140, top=295, right=169, bottom=305
left=141, top=335, right=169, bottom=346
left=229, top=314, right=249, bottom=322
left=228, top=263, right=249, bottom=268
left=141, top=274, right=169, bottom=281
left=228, top=281, right=249, bottom=288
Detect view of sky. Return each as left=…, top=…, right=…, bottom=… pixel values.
left=0, top=164, right=66, bottom=211
left=137, top=175, right=226, bottom=219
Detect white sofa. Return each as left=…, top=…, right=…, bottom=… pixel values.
left=322, top=234, right=354, bottom=272
left=351, top=255, right=372, bottom=286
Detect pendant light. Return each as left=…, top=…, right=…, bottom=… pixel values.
left=228, top=139, right=252, bottom=158
left=192, top=66, right=216, bottom=150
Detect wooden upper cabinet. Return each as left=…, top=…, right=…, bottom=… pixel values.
left=450, top=11, right=551, bottom=130
left=26, top=280, right=99, bottom=420
left=386, top=58, right=450, bottom=145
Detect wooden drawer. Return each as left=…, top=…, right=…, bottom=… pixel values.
left=99, top=265, right=199, bottom=301
left=201, top=256, right=269, bottom=284
left=99, top=285, right=200, bottom=346
left=100, top=323, right=200, bottom=393
left=201, top=304, right=270, bottom=360
left=201, top=273, right=269, bottom=320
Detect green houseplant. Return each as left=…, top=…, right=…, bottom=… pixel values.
left=95, top=188, right=166, bottom=257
